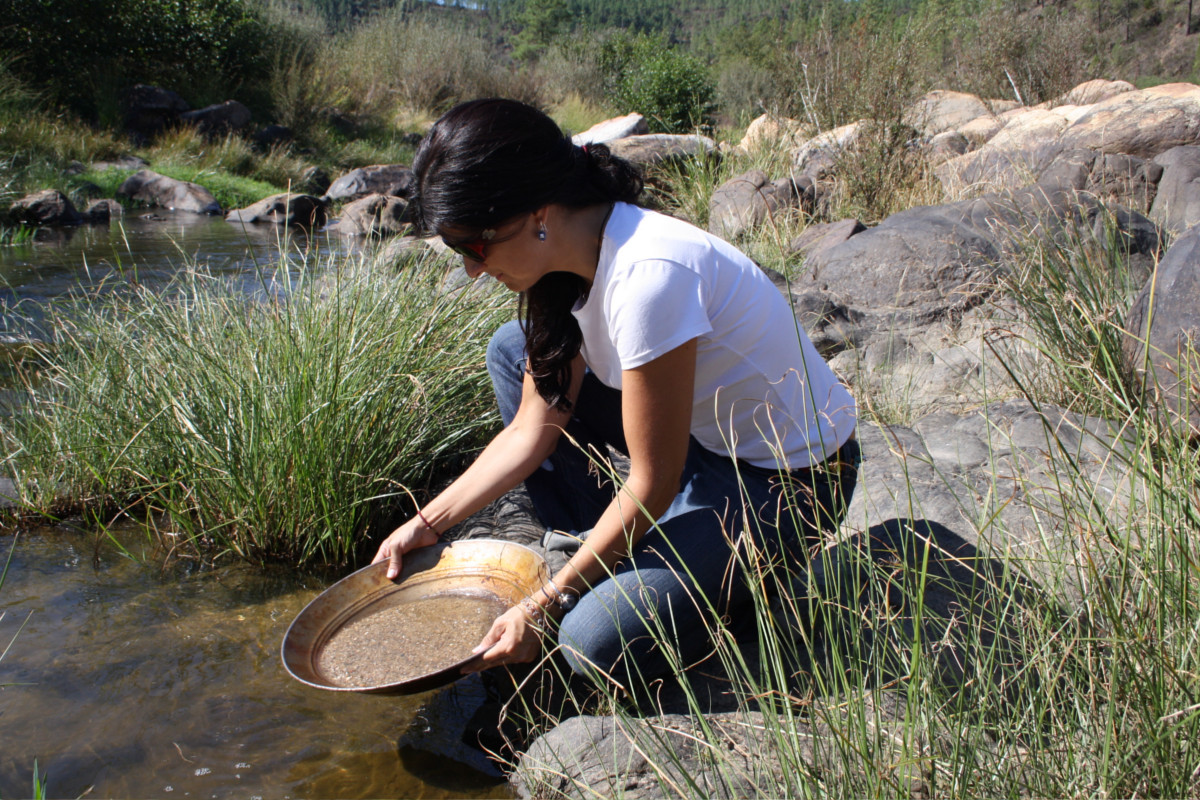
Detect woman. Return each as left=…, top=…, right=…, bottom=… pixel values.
left=372, top=98, right=858, bottom=688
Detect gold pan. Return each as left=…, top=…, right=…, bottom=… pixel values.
left=281, top=539, right=548, bottom=695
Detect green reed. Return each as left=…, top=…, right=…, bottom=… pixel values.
left=2, top=245, right=510, bottom=566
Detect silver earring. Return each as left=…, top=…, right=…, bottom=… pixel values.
left=537, top=223, right=546, bottom=241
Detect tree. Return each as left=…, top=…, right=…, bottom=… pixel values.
left=513, top=0, right=570, bottom=62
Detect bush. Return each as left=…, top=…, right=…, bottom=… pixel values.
left=0, top=0, right=271, bottom=120
left=600, top=33, right=716, bottom=133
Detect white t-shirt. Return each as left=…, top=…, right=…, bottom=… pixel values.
left=572, top=203, right=856, bottom=469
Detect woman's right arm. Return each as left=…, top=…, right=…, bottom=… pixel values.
left=372, top=353, right=585, bottom=578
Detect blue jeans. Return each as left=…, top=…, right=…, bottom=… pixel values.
left=485, top=320, right=858, bottom=687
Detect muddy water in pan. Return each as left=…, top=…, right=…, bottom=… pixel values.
left=0, top=523, right=512, bottom=799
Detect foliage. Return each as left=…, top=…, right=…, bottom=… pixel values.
left=514, top=0, right=571, bottom=62
left=3, top=250, right=511, bottom=567
left=599, top=33, right=716, bottom=133
left=0, top=0, right=273, bottom=121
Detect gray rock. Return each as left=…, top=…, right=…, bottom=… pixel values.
left=515, top=713, right=780, bottom=800
left=788, top=218, right=866, bottom=259
left=606, top=134, right=717, bottom=170
left=225, top=193, right=326, bottom=228
left=84, top=199, right=125, bottom=223
left=8, top=190, right=83, bottom=226
left=1124, top=223, right=1200, bottom=434
left=1150, top=145, right=1200, bottom=234
left=325, top=193, right=411, bottom=237
left=118, top=169, right=221, bottom=215
left=904, top=90, right=996, bottom=137
left=794, top=203, right=1003, bottom=321
left=707, top=169, right=813, bottom=240
left=180, top=100, right=252, bottom=135
left=325, top=165, right=414, bottom=203
left=298, top=166, right=331, bottom=196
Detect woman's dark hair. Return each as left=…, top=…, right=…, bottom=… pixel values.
left=412, top=98, right=643, bottom=411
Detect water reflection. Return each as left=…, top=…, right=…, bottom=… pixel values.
left=0, top=212, right=359, bottom=344
left=0, top=525, right=511, bottom=799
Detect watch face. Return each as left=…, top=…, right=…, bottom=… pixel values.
left=560, top=593, right=578, bottom=611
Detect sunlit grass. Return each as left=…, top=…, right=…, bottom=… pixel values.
left=2, top=246, right=512, bottom=566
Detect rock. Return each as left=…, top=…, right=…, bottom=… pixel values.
left=571, top=113, right=648, bottom=146
left=958, top=114, right=1005, bottom=146
left=84, top=199, right=125, bottom=223
left=1149, top=145, right=1200, bottom=234
left=123, top=84, right=189, bottom=142
left=925, top=130, right=971, bottom=163
left=379, top=235, right=434, bottom=264
left=791, top=289, right=864, bottom=356
left=606, top=134, right=717, bottom=170
left=708, top=169, right=814, bottom=240
left=1056, top=83, right=1200, bottom=158
left=117, top=169, right=221, bottom=215
left=1124, top=224, right=1200, bottom=434
left=179, top=100, right=252, bottom=136
left=298, top=166, right=332, bottom=196
left=941, top=83, right=1200, bottom=193
left=253, top=125, right=293, bottom=150
left=793, top=121, right=868, bottom=178
left=788, top=218, right=866, bottom=260
left=225, top=193, right=326, bottom=227
left=736, top=113, right=810, bottom=152
left=1038, top=148, right=1163, bottom=212
left=794, top=202, right=1003, bottom=321
left=325, top=165, right=415, bottom=203
left=8, top=190, right=83, bottom=226
left=936, top=108, right=1073, bottom=192
left=1052, top=78, right=1136, bottom=107
left=325, top=193, right=411, bottom=237
left=904, top=90, right=995, bottom=137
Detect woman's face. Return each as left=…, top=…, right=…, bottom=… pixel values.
left=440, top=213, right=546, bottom=292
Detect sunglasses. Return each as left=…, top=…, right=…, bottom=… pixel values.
left=441, top=235, right=487, bottom=262
left=440, top=225, right=501, bottom=262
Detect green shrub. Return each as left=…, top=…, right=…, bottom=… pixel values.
left=0, top=0, right=271, bottom=120
left=600, top=33, right=716, bottom=133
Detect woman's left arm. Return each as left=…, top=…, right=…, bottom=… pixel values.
left=467, top=338, right=698, bottom=670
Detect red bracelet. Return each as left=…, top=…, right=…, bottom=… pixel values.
left=416, top=509, right=441, bottom=538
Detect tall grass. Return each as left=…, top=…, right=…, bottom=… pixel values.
left=501, top=199, right=1200, bottom=798
left=2, top=247, right=512, bottom=566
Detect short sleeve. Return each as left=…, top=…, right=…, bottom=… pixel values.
left=605, top=260, right=713, bottom=369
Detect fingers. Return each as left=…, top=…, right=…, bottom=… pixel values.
left=386, top=547, right=403, bottom=580
left=463, top=609, right=542, bottom=672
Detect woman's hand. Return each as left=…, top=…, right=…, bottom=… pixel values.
left=371, top=518, right=440, bottom=580
left=463, top=604, right=544, bottom=672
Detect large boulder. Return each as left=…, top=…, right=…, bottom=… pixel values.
left=1051, top=78, right=1136, bottom=107
left=794, top=203, right=1003, bottom=321
left=1124, top=224, right=1200, bottom=434
left=940, top=83, right=1200, bottom=193
left=571, top=114, right=648, bottom=146
left=117, top=169, right=221, bottom=215
left=793, top=121, right=868, bottom=178
left=325, top=193, right=411, bottom=237
left=123, top=84, right=189, bottom=142
left=180, top=100, right=252, bottom=136
left=708, top=169, right=814, bottom=240
left=84, top=199, right=124, bottom=223
left=904, top=90, right=995, bottom=137
left=736, top=113, right=811, bottom=152
left=225, top=194, right=326, bottom=228
left=8, top=190, right=83, bottom=226
left=1149, top=146, right=1200, bottom=234
left=1037, top=148, right=1163, bottom=213
left=325, top=165, right=415, bottom=203
left=606, top=134, right=717, bottom=170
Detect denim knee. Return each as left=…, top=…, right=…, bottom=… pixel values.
left=485, top=320, right=526, bottom=425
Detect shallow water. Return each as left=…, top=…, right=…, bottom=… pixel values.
left=0, top=212, right=356, bottom=344
left=0, top=524, right=512, bottom=799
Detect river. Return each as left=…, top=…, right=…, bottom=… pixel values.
left=0, top=214, right=511, bottom=799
